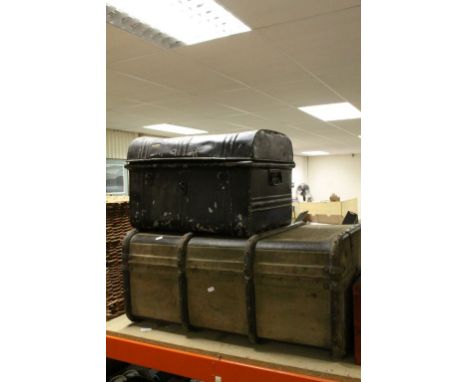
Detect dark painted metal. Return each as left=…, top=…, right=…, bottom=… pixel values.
left=176, top=232, right=194, bottom=331
left=127, top=130, right=293, bottom=163
left=126, top=130, right=295, bottom=237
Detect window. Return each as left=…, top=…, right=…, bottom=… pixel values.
left=106, top=159, right=128, bottom=195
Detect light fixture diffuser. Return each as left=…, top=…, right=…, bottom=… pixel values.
left=302, top=151, right=329, bottom=156
left=298, top=102, right=361, bottom=121
left=107, top=0, right=251, bottom=45
left=143, top=124, right=207, bottom=135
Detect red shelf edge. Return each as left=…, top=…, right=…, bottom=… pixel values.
left=106, top=334, right=339, bottom=382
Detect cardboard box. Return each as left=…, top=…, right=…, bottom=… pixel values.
left=293, top=198, right=359, bottom=223
left=311, top=214, right=344, bottom=224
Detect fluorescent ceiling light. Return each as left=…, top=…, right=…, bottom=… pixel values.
left=107, top=0, right=251, bottom=45
left=143, top=123, right=207, bottom=135
left=298, top=102, right=361, bottom=121
left=106, top=6, right=182, bottom=48
left=302, top=151, right=329, bottom=156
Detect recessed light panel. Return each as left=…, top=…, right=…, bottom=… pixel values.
left=107, top=0, right=251, bottom=45
left=298, top=102, right=361, bottom=121
left=302, top=151, right=329, bottom=156
left=143, top=124, right=207, bottom=135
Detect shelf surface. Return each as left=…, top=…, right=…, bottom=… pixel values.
left=107, top=315, right=360, bottom=382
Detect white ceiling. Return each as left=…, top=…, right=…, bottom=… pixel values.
left=107, top=0, right=361, bottom=155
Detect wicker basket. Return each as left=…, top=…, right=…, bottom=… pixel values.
left=106, top=197, right=132, bottom=319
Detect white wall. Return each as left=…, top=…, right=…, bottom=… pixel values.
left=106, top=129, right=166, bottom=159
left=292, top=155, right=308, bottom=189
left=106, top=129, right=139, bottom=159
left=306, top=153, right=361, bottom=212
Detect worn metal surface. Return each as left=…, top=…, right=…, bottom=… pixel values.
left=126, top=130, right=295, bottom=237
left=176, top=232, right=194, bottom=331
left=122, top=228, right=139, bottom=322
left=244, top=221, right=306, bottom=344
left=123, top=224, right=360, bottom=358
left=127, top=130, right=293, bottom=162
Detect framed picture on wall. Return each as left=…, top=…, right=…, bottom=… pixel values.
left=106, top=159, right=128, bottom=194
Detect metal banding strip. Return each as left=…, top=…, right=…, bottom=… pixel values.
left=250, top=193, right=292, bottom=201
left=328, top=225, right=360, bottom=359
left=127, top=158, right=294, bottom=165
left=122, top=228, right=140, bottom=322
left=250, top=198, right=292, bottom=208
left=176, top=232, right=195, bottom=331
left=250, top=203, right=292, bottom=213
left=243, top=221, right=306, bottom=343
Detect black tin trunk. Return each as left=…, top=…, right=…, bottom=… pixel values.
left=126, top=130, right=295, bottom=237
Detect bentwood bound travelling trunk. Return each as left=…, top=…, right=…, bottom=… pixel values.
left=126, top=130, right=294, bottom=237
left=122, top=223, right=361, bottom=358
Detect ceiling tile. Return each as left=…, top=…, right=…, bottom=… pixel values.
left=107, top=24, right=162, bottom=65
left=251, top=107, right=331, bottom=130
left=176, top=32, right=310, bottom=85
left=332, top=119, right=361, bottom=135
left=121, top=103, right=194, bottom=123
left=258, top=7, right=360, bottom=105
left=107, top=71, right=184, bottom=102
left=319, top=130, right=359, bottom=144
left=173, top=118, right=251, bottom=134
left=199, top=88, right=286, bottom=112
left=217, top=0, right=360, bottom=29
left=255, top=78, right=342, bottom=107
left=147, top=95, right=199, bottom=109
left=169, top=100, right=245, bottom=118
left=109, top=50, right=242, bottom=94
left=222, top=113, right=285, bottom=130
left=106, top=2, right=360, bottom=155
left=107, top=95, right=143, bottom=110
